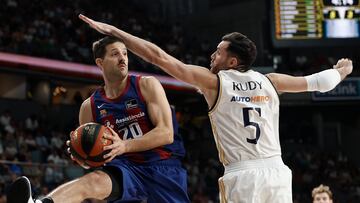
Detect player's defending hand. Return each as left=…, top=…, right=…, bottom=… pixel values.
left=79, top=14, right=115, bottom=36
left=103, top=127, right=127, bottom=162
left=333, top=58, right=353, bottom=79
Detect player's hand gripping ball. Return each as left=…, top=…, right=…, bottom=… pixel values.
left=69, top=123, right=113, bottom=168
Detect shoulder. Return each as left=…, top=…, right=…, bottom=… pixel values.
left=79, top=97, right=94, bottom=124
left=264, top=73, right=279, bottom=87
left=80, top=97, right=92, bottom=110
left=137, top=76, right=165, bottom=100
left=139, top=75, right=158, bottom=84
left=138, top=76, right=163, bottom=91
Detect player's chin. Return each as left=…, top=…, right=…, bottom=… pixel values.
left=209, top=67, right=218, bottom=74
left=118, top=67, right=128, bottom=74
left=210, top=62, right=214, bottom=69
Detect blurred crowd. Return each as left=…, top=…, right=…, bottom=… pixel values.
left=2, top=0, right=357, bottom=77
left=0, top=0, right=212, bottom=75
left=0, top=110, right=71, bottom=203
left=286, top=149, right=360, bottom=202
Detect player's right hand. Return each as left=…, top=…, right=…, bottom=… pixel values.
left=79, top=14, right=115, bottom=36
left=103, top=127, right=126, bottom=162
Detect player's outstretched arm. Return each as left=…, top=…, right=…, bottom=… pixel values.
left=266, top=58, right=352, bottom=93
left=79, top=14, right=217, bottom=93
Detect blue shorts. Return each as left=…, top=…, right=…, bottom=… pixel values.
left=104, top=158, right=190, bottom=203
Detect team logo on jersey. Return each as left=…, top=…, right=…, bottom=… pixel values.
left=116, top=112, right=145, bottom=124
left=125, top=99, right=138, bottom=109
left=97, top=103, right=105, bottom=109
left=100, top=109, right=107, bottom=117
left=230, top=95, right=270, bottom=103
left=104, top=120, right=115, bottom=129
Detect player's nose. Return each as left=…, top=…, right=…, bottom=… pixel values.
left=211, top=52, right=215, bottom=60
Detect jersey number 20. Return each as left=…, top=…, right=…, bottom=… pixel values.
left=119, top=122, right=143, bottom=140
left=243, top=107, right=261, bottom=144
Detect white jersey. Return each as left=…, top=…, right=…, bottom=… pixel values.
left=208, top=69, right=281, bottom=165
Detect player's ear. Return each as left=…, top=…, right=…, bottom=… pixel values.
left=228, top=57, right=239, bottom=68
left=95, top=58, right=103, bottom=69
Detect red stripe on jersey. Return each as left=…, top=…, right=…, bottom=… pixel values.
left=90, top=95, right=96, bottom=122
left=153, top=147, right=172, bottom=159
left=135, top=75, right=145, bottom=102
left=126, top=153, right=145, bottom=163
left=138, top=119, right=151, bottom=134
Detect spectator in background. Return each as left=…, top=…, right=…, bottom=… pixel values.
left=312, top=184, right=333, bottom=203
left=0, top=110, right=11, bottom=129
left=25, top=114, right=39, bottom=132
left=0, top=134, right=3, bottom=155
left=50, top=131, right=64, bottom=149
left=24, top=132, right=37, bottom=151
left=35, top=129, right=50, bottom=161
left=0, top=111, right=15, bottom=134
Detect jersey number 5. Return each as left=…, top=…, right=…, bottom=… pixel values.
left=242, top=107, right=261, bottom=144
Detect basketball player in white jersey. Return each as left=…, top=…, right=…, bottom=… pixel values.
left=79, top=14, right=353, bottom=203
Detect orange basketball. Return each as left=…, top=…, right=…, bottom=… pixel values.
left=69, top=123, right=113, bottom=168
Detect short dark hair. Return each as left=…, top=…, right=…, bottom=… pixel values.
left=222, top=32, right=257, bottom=72
left=92, top=36, right=125, bottom=60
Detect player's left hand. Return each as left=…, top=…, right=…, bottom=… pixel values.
left=333, top=58, right=353, bottom=76
left=66, top=132, right=77, bottom=162
left=67, top=132, right=90, bottom=169
left=79, top=14, right=115, bottom=36
left=103, top=127, right=127, bottom=162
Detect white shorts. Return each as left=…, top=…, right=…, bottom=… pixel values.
left=219, top=156, right=292, bottom=203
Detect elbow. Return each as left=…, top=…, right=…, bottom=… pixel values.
left=163, top=127, right=174, bottom=145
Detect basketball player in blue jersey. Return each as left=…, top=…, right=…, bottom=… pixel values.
left=7, top=37, right=190, bottom=202
left=78, top=14, right=353, bottom=203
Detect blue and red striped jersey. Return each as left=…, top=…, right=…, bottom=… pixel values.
left=90, top=75, right=185, bottom=163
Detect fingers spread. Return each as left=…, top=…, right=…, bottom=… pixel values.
left=107, top=127, right=119, bottom=137
left=103, top=141, right=117, bottom=151
left=104, top=148, right=116, bottom=159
